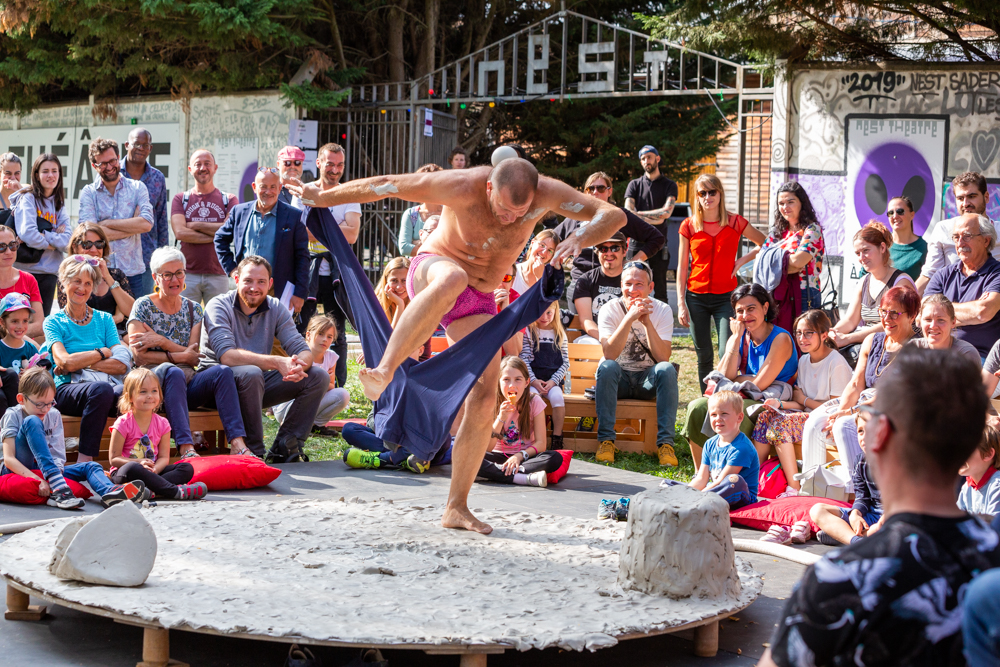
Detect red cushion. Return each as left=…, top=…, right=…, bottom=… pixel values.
left=0, top=472, right=92, bottom=505
left=758, top=458, right=789, bottom=500
left=730, top=495, right=852, bottom=533
left=546, top=450, right=573, bottom=484
left=186, top=455, right=281, bottom=491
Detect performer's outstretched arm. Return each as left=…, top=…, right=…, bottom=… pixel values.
left=287, top=168, right=471, bottom=209
left=533, top=177, right=626, bottom=264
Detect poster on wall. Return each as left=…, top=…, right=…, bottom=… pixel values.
left=843, top=114, right=948, bottom=292
left=0, top=122, right=180, bottom=219
left=214, top=137, right=259, bottom=204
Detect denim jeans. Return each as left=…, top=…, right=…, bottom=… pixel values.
left=126, top=273, right=146, bottom=298
left=595, top=360, right=678, bottom=445
left=341, top=422, right=409, bottom=465
left=1, top=415, right=114, bottom=495
left=965, top=567, right=1000, bottom=667
left=139, top=267, right=155, bottom=297
left=54, top=381, right=121, bottom=458
left=802, top=286, right=822, bottom=311
left=157, top=364, right=247, bottom=446
left=685, top=291, right=734, bottom=393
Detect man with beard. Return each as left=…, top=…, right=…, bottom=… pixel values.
left=78, top=137, right=154, bottom=296
left=200, top=256, right=329, bottom=462
left=624, top=145, right=677, bottom=302
left=121, top=127, right=168, bottom=296
left=170, top=149, right=238, bottom=305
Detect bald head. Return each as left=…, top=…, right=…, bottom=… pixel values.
left=126, top=127, right=152, bottom=163
left=252, top=169, right=281, bottom=211
left=489, top=158, right=538, bottom=207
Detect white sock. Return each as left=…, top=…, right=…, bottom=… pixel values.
left=513, top=473, right=528, bottom=485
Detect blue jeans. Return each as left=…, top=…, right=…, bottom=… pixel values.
left=1, top=415, right=114, bottom=495
left=341, top=422, right=409, bottom=465
left=126, top=273, right=146, bottom=297
left=139, top=267, right=155, bottom=297
left=595, top=360, right=678, bottom=445
left=802, top=286, right=822, bottom=311
left=685, top=291, right=733, bottom=393
left=157, top=364, right=247, bottom=446
left=964, top=568, right=1000, bottom=666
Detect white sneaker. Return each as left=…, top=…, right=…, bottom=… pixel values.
left=526, top=471, right=548, bottom=487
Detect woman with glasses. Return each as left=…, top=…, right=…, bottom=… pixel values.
left=126, top=247, right=249, bottom=458
left=886, top=196, right=927, bottom=281
left=763, top=181, right=826, bottom=310
left=57, top=224, right=135, bottom=337
left=0, top=226, right=43, bottom=338
left=677, top=173, right=765, bottom=392
left=397, top=163, right=444, bottom=257
left=511, top=230, right=557, bottom=295
left=11, top=153, right=72, bottom=318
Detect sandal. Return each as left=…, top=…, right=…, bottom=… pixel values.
left=789, top=520, right=811, bottom=544
left=760, top=524, right=792, bottom=545
left=180, top=449, right=199, bottom=459
left=231, top=448, right=254, bottom=457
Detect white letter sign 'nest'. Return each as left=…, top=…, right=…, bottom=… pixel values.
left=0, top=498, right=761, bottom=652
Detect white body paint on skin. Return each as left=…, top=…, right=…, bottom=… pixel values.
left=370, top=183, right=399, bottom=196
left=525, top=207, right=547, bottom=221
left=560, top=202, right=585, bottom=213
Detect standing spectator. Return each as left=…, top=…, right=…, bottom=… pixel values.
left=171, top=149, right=237, bottom=305
left=0, top=153, right=21, bottom=210
left=295, top=143, right=360, bottom=388
left=200, top=256, right=329, bottom=462
left=397, top=164, right=444, bottom=256
left=760, top=346, right=1000, bottom=667
left=917, top=171, right=1000, bottom=294
left=624, top=145, right=677, bottom=302
left=887, top=195, right=927, bottom=281
left=10, top=153, right=72, bottom=321
left=214, top=168, right=309, bottom=314
left=0, top=227, right=43, bottom=338
left=925, top=214, right=1000, bottom=359
left=448, top=147, right=468, bottom=169
left=276, top=146, right=305, bottom=208
left=595, top=260, right=679, bottom=466
left=78, top=137, right=154, bottom=297
left=762, top=181, right=826, bottom=310
left=58, top=224, right=136, bottom=338
left=677, top=174, right=765, bottom=392
left=120, top=127, right=168, bottom=296
left=573, top=232, right=627, bottom=344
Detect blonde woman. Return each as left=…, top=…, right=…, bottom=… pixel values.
left=520, top=300, right=570, bottom=449
left=512, top=229, right=557, bottom=295
left=374, top=256, right=431, bottom=361
left=677, top=173, right=765, bottom=391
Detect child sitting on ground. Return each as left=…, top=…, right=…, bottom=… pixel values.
left=682, top=390, right=759, bottom=509
left=520, top=300, right=570, bottom=449
left=273, top=315, right=350, bottom=437
left=0, top=367, right=148, bottom=509
left=958, top=424, right=1000, bottom=519
left=477, top=356, right=563, bottom=487
left=809, top=407, right=883, bottom=545
left=108, top=368, right=207, bottom=501
left=0, top=293, right=42, bottom=413
left=341, top=412, right=445, bottom=474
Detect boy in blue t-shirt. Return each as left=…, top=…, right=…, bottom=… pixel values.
left=689, top=390, right=759, bottom=509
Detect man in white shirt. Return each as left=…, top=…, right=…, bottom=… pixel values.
left=594, top=260, right=679, bottom=467
left=916, top=171, right=999, bottom=295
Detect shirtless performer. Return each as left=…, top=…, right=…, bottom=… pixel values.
left=289, top=158, right=625, bottom=533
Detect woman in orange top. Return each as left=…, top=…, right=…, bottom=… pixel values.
left=677, top=174, right=765, bottom=392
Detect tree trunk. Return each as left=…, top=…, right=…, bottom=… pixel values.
left=387, top=0, right=409, bottom=82
left=319, top=0, right=347, bottom=69
left=416, top=0, right=440, bottom=79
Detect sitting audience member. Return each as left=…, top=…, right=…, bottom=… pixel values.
left=752, top=310, right=852, bottom=494
left=511, top=230, right=557, bottom=296
left=0, top=222, right=43, bottom=339
left=0, top=294, right=40, bottom=413
left=913, top=293, right=984, bottom=362
left=342, top=416, right=438, bottom=474
left=809, top=407, right=883, bottom=546
left=0, top=367, right=147, bottom=509
left=272, top=315, right=349, bottom=437
left=683, top=284, right=796, bottom=466
left=127, top=247, right=249, bottom=458
left=520, top=301, right=569, bottom=450
left=761, top=347, right=1000, bottom=667
left=886, top=195, right=927, bottom=281
left=572, top=232, right=626, bottom=344
left=374, top=256, right=431, bottom=361
left=924, top=213, right=1000, bottom=359
left=477, top=356, right=562, bottom=487
left=45, top=255, right=132, bottom=463
left=108, top=368, right=207, bottom=501
left=964, top=565, right=1000, bottom=666
left=595, top=260, right=678, bottom=466
left=200, top=256, right=328, bottom=463
left=958, top=425, right=1000, bottom=519
left=58, top=224, right=136, bottom=337
left=683, top=390, right=759, bottom=509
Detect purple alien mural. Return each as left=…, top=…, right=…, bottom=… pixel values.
left=853, top=142, right=935, bottom=235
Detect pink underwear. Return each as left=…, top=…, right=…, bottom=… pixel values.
left=407, top=253, right=497, bottom=330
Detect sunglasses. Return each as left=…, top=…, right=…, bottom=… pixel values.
left=77, top=240, right=106, bottom=250
left=624, top=260, right=653, bottom=279
left=586, top=184, right=609, bottom=193
left=0, top=240, right=19, bottom=253
left=697, top=189, right=718, bottom=198
left=502, top=273, right=515, bottom=283
left=71, top=254, right=100, bottom=266
left=595, top=244, right=623, bottom=254
left=282, top=160, right=303, bottom=167
left=888, top=208, right=908, bottom=216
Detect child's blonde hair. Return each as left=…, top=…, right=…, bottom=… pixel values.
left=118, top=368, right=162, bottom=414
left=526, top=301, right=566, bottom=351
left=494, top=356, right=533, bottom=439
left=978, top=425, right=1000, bottom=468
left=18, top=366, right=55, bottom=399
left=305, top=314, right=338, bottom=342
left=375, top=256, right=411, bottom=322
left=708, top=390, right=744, bottom=416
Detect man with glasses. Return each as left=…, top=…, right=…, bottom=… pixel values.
left=79, top=137, right=155, bottom=297
left=276, top=146, right=306, bottom=208
left=925, top=213, right=1000, bottom=358
left=573, top=231, right=627, bottom=344
left=214, top=168, right=309, bottom=315
left=624, top=145, right=677, bottom=302
left=121, top=127, right=168, bottom=296
left=171, top=149, right=238, bottom=305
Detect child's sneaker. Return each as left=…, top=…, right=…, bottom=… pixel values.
left=614, top=497, right=630, bottom=521
left=525, top=471, right=548, bottom=487
left=400, top=455, right=429, bottom=474
left=343, top=448, right=381, bottom=469
left=46, top=487, right=84, bottom=510
left=101, top=481, right=149, bottom=508
left=597, top=498, right=618, bottom=520
left=175, top=482, right=208, bottom=501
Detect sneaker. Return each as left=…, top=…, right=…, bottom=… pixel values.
left=175, top=482, right=208, bottom=501
left=657, top=443, right=678, bottom=467
left=577, top=416, right=596, bottom=432
left=46, top=486, right=84, bottom=510
left=101, top=481, right=149, bottom=508
left=596, top=440, right=616, bottom=463
left=816, top=530, right=841, bottom=547
left=614, top=497, right=630, bottom=521
left=760, top=525, right=792, bottom=545
left=597, top=499, right=618, bottom=520
left=400, top=455, right=429, bottom=474
left=525, top=471, right=548, bottom=487
left=789, top=520, right=811, bottom=544
left=343, top=448, right=382, bottom=469
left=64, top=437, right=80, bottom=453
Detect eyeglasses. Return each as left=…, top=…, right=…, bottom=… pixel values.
left=888, top=208, right=908, bottom=216
left=951, top=233, right=983, bottom=244
left=877, top=308, right=903, bottom=320
left=586, top=184, right=609, bottom=193
left=95, top=158, right=119, bottom=169
left=282, top=160, right=303, bottom=167
left=0, top=240, right=19, bottom=253
left=697, top=189, right=718, bottom=198
left=794, top=330, right=818, bottom=339
left=157, top=269, right=186, bottom=282
left=624, top=260, right=653, bottom=279
left=595, top=244, right=623, bottom=254
left=25, top=396, right=56, bottom=410
left=71, top=255, right=100, bottom=266
left=77, top=240, right=106, bottom=250
left=257, top=167, right=280, bottom=174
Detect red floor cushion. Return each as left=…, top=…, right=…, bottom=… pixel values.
left=730, top=495, right=852, bottom=533
left=186, top=455, right=281, bottom=491
left=547, top=450, right=573, bottom=484
left=0, top=472, right=92, bottom=505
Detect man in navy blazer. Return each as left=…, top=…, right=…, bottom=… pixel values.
left=215, top=168, right=309, bottom=312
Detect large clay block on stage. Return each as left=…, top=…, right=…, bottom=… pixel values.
left=618, top=485, right=741, bottom=601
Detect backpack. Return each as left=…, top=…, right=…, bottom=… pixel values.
left=1, top=205, right=51, bottom=264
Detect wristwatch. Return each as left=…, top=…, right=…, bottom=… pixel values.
left=110, top=280, right=120, bottom=290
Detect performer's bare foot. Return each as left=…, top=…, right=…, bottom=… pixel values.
left=442, top=504, right=493, bottom=534
left=358, top=366, right=392, bottom=401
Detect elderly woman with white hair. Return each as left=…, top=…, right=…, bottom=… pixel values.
left=127, top=247, right=250, bottom=458
left=45, top=255, right=133, bottom=463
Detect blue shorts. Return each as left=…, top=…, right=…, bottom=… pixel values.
left=839, top=507, right=882, bottom=527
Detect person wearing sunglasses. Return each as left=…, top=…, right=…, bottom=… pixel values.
left=275, top=145, right=306, bottom=208
left=0, top=225, right=43, bottom=340
left=121, top=127, right=168, bottom=297
left=677, top=173, right=765, bottom=392
left=885, top=195, right=926, bottom=281
left=572, top=231, right=628, bottom=344
left=57, top=223, right=135, bottom=338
